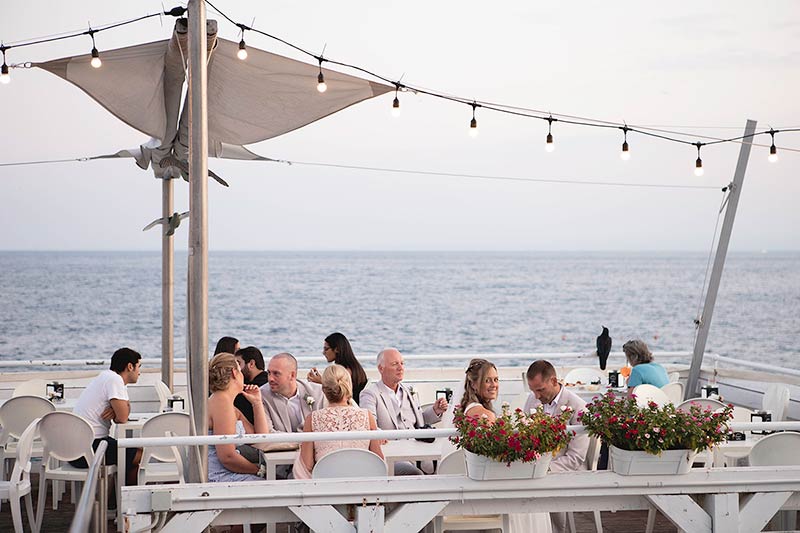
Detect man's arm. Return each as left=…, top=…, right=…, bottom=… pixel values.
left=109, top=398, right=131, bottom=424
left=359, top=385, right=379, bottom=422
left=549, top=394, right=589, bottom=472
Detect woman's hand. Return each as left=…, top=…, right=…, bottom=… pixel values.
left=242, top=384, right=263, bottom=404
left=307, top=367, right=322, bottom=383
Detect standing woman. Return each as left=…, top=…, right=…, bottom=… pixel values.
left=307, top=332, right=368, bottom=404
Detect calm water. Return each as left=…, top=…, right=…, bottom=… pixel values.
left=0, top=251, right=798, bottom=370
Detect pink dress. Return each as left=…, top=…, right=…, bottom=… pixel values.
left=311, top=406, right=371, bottom=461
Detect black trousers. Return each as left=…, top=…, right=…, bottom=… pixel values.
left=68, top=436, right=138, bottom=476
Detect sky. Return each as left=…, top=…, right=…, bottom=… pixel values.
left=0, top=1, right=798, bottom=251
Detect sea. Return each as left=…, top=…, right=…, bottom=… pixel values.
left=0, top=251, right=798, bottom=371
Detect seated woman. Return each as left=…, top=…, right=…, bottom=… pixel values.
left=307, top=332, right=369, bottom=404
left=207, top=352, right=271, bottom=482
left=623, top=339, right=669, bottom=389
left=459, top=359, right=552, bottom=533
left=295, top=364, right=383, bottom=478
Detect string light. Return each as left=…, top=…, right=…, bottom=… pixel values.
left=620, top=126, right=630, bottom=160
left=316, top=57, right=327, bottom=93
left=694, top=142, right=704, bottom=177
left=768, top=129, right=778, bottom=163
left=469, top=102, right=479, bottom=138
left=88, top=29, right=102, bottom=68
left=545, top=116, right=555, bottom=152
left=237, top=39, right=248, bottom=60
left=391, top=84, right=401, bottom=118
left=0, top=46, right=9, bottom=84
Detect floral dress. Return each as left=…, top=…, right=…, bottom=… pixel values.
left=311, top=406, right=371, bottom=461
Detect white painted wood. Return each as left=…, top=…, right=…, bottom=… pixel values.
left=159, top=509, right=221, bottom=533
left=124, top=513, right=154, bottom=533
left=703, top=493, right=738, bottom=533
left=647, top=495, right=711, bottom=533
left=357, top=504, right=385, bottom=533
left=738, top=491, right=792, bottom=533
left=290, top=505, right=355, bottom=533
left=385, top=502, right=446, bottom=533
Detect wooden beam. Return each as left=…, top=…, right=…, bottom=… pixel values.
left=385, top=502, right=447, bottom=533
left=160, top=510, right=222, bottom=533
left=290, top=505, right=355, bottom=533
left=738, top=491, right=792, bottom=533
left=647, top=495, right=710, bottom=533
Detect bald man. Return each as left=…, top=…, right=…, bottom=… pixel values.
left=260, top=353, right=325, bottom=433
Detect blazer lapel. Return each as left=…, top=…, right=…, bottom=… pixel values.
left=379, top=389, right=400, bottom=429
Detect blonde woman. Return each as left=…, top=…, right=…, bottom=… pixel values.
left=207, top=352, right=271, bottom=482
left=294, top=364, right=383, bottom=479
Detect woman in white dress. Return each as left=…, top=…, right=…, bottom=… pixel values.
left=460, top=358, right=552, bottom=533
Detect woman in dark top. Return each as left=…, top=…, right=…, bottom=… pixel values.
left=307, top=332, right=369, bottom=404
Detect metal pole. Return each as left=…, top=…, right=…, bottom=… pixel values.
left=187, top=0, right=209, bottom=482
left=686, top=119, right=757, bottom=399
left=161, top=177, right=174, bottom=391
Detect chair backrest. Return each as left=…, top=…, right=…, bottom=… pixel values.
left=437, top=449, right=466, bottom=475
left=749, top=432, right=800, bottom=466
left=509, top=391, right=530, bottom=413
left=312, top=448, right=387, bottom=479
left=661, top=382, right=684, bottom=405
left=141, top=412, right=191, bottom=462
left=0, top=395, right=55, bottom=444
left=563, top=368, right=605, bottom=385
left=9, top=418, right=40, bottom=484
left=762, top=383, right=791, bottom=421
left=731, top=405, right=753, bottom=424
left=632, top=384, right=670, bottom=407
left=676, top=398, right=727, bottom=413
left=38, top=411, right=95, bottom=463
left=128, top=384, right=166, bottom=414
left=584, top=436, right=602, bottom=471
left=12, top=379, right=49, bottom=398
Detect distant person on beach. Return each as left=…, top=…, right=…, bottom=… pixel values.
left=214, top=336, right=240, bottom=355
left=70, top=347, right=143, bottom=485
left=307, top=332, right=369, bottom=404
left=360, top=347, right=447, bottom=475
left=623, top=339, right=669, bottom=389
left=207, top=352, right=272, bottom=481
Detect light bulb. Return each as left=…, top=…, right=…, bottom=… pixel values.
left=620, top=141, right=630, bottom=160
left=545, top=133, right=555, bottom=152
left=391, top=96, right=401, bottom=118
left=90, top=48, right=102, bottom=69
left=694, top=157, right=704, bottom=177
left=768, top=144, right=778, bottom=163
left=469, top=117, right=478, bottom=138
left=317, top=71, right=327, bottom=93
left=237, top=40, right=248, bottom=60
left=0, top=63, right=9, bottom=84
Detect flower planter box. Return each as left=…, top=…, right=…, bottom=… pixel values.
left=464, top=449, right=552, bottom=480
left=610, top=445, right=697, bottom=475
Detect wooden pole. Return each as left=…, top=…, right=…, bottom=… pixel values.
left=161, top=177, right=174, bottom=391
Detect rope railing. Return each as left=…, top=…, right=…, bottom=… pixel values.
left=69, top=440, right=107, bottom=533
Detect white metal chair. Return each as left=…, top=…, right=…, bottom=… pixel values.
left=763, top=383, right=791, bottom=421
left=0, top=396, right=55, bottom=481
left=563, top=368, right=605, bottom=385
left=567, top=436, right=602, bottom=533
left=660, top=382, right=683, bottom=405
left=676, top=398, right=727, bottom=412
left=631, top=384, right=670, bottom=407
left=0, top=419, right=39, bottom=533
left=312, top=448, right=387, bottom=479
left=35, top=411, right=116, bottom=532
left=138, top=412, right=190, bottom=485
left=435, top=449, right=509, bottom=533
left=11, top=380, right=48, bottom=399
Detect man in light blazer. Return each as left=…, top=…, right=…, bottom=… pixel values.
left=524, top=359, right=589, bottom=532
left=360, top=347, right=447, bottom=475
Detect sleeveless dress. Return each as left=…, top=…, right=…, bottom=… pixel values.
left=208, top=420, right=263, bottom=482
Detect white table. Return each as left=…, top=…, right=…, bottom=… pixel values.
left=0, top=397, right=77, bottom=411
left=382, top=439, right=445, bottom=474
left=713, top=433, right=765, bottom=467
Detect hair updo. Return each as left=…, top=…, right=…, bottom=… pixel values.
left=321, top=364, right=352, bottom=403
left=209, top=352, right=238, bottom=392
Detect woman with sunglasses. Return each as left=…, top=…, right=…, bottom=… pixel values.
left=307, top=332, right=369, bottom=404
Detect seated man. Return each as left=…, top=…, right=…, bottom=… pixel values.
left=234, top=346, right=270, bottom=463
left=524, top=359, right=589, bottom=532
left=360, top=347, right=447, bottom=475
left=70, top=347, right=143, bottom=485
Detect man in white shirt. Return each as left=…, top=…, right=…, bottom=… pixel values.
left=360, top=348, right=447, bottom=475
left=71, top=347, right=143, bottom=485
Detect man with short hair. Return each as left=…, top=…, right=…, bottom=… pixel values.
left=260, top=353, right=324, bottom=433
left=360, top=348, right=447, bottom=475
left=524, top=359, right=589, bottom=532
left=234, top=346, right=268, bottom=424
left=71, top=347, right=143, bottom=485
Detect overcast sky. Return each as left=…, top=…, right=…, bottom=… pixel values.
left=1, top=1, right=798, bottom=251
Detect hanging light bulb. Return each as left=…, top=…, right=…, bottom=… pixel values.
left=768, top=129, right=778, bottom=163
left=694, top=142, right=704, bottom=177
left=469, top=102, right=479, bottom=138
left=391, top=85, right=401, bottom=118
left=237, top=39, right=248, bottom=60
left=316, top=58, right=327, bottom=93
left=0, top=62, right=9, bottom=85
left=88, top=30, right=101, bottom=68
left=620, top=126, right=631, bottom=160
left=545, top=116, right=555, bottom=152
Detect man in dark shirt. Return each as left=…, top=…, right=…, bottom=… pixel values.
left=234, top=346, right=269, bottom=423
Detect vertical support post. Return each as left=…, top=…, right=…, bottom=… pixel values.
left=161, top=177, right=174, bottom=391
left=187, top=0, right=209, bottom=482
left=686, top=119, right=757, bottom=399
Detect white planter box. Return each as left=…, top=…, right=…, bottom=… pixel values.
left=610, top=446, right=697, bottom=475
left=464, top=449, right=552, bottom=480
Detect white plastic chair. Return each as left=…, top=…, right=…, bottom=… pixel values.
left=312, top=448, right=387, bottom=479
left=0, top=419, right=39, bottom=533
left=567, top=436, right=602, bottom=533
left=128, top=383, right=167, bottom=414
left=750, top=432, right=800, bottom=531
left=660, top=382, right=683, bottom=405
left=667, top=372, right=681, bottom=383
left=11, top=380, right=49, bottom=399
left=35, top=411, right=116, bottom=532
left=632, top=384, right=670, bottom=407
left=0, top=396, right=55, bottom=481
left=138, top=412, right=190, bottom=485
left=763, top=383, right=791, bottom=421
left=435, top=450, right=509, bottom=533
left=676, top=398, right=727, bottom=412
left=563, top=368, right=605, bottom=385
